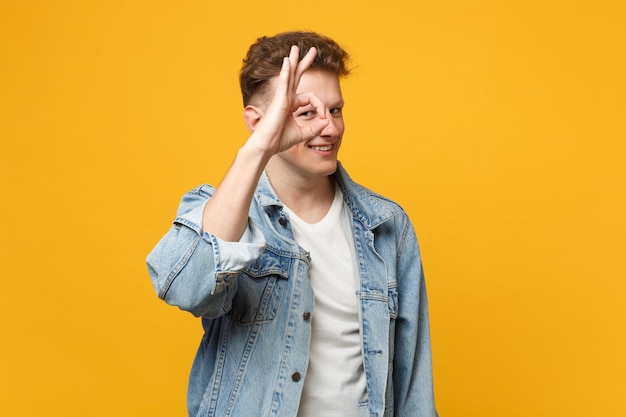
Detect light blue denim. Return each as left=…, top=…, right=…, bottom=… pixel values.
left=146, top=163, right=438, bottom=417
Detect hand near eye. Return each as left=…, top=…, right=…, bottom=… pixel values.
left=246, top=45, right=329, bottom=155
left=203, top=45, right=329, bottom=242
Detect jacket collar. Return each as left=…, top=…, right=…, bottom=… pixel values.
left=255, top=162, right=394, bottom=231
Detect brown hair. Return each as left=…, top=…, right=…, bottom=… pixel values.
left=239, top=31, right=350, bottom=106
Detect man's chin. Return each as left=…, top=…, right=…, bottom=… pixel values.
left=319, top=161, right=338, bottom=177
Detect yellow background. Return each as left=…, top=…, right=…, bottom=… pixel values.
left=1, top=1, right=624, bottom=416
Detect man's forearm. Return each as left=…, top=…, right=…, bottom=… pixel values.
left=202, top=142, right=271, bottom=242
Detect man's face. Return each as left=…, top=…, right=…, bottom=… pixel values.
left=271, top=70, right=345, bottom=181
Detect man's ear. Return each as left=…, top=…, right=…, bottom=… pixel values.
left=243, top=105, right=264, bottom=133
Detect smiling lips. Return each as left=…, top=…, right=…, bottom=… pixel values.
left=310, top=144, right=333, bottom=151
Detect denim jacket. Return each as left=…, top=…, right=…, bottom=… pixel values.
left=147, top=163, right=438, bottom=417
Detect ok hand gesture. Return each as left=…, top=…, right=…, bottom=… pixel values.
left=245, top=45, right=329, bottom=156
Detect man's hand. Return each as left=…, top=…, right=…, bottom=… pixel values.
left=246, top=45, right=329, bottom=156
left=203, top=45, right=328, bottom=241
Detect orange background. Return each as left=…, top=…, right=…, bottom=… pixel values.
left=1, top=1, right=625, bottom=416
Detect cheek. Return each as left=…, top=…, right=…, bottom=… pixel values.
left=280, top=144, right=306, bottom=159
left=336, top=118, right=345, bottom=135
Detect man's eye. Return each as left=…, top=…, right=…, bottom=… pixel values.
left=330, top=108, right=343, bottom=115
left=297, top=110, right=316, bottom=118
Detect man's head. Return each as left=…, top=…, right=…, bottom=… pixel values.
left=240, top=31, right=350, bottom=106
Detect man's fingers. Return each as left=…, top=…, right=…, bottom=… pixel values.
left=274, top=56, right=291, bottom=98
left=293, top=91, right=327, bottom=120
left=304, top=117, right=330, bottom=138
left=260, top=46, right=322, bottom=149
left=287, top=46, right=300, bottom=92
left=293, top=47, right=317, bottom=93
left=285, top=45, right=318, bottom=95
left=295, top=47, right=317, bottom=78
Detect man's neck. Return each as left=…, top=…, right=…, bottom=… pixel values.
left=265, top=167, right=336, bottom=224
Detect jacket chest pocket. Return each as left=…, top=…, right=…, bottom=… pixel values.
left=231, top=248, right=293, bottom=324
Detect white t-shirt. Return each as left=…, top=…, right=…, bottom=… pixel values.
left=284, top=187, right=367, bottom=417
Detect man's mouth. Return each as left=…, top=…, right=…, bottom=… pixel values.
left=310, top=145, right=333, bottom=151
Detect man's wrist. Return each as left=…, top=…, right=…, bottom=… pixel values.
left=238, top=140, right=273, bottom=168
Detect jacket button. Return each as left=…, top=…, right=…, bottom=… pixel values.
left=279, top=217, right=287, bottom=226
left=303, top=312, right=311, bottom=321
left=292, top=372, right=301, bottom=382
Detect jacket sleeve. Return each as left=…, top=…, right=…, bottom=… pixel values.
left=393, top=218, right=438, bottom=417
left=146, top=185, right=266, bottom=317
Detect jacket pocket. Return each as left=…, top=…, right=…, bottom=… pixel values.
left=231, top=247, right=292, bottom=324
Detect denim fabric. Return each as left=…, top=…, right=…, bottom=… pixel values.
left=147, top=163, right=438, bottom=417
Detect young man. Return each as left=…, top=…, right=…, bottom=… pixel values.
left=147, top=31, right=438, bottom=417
